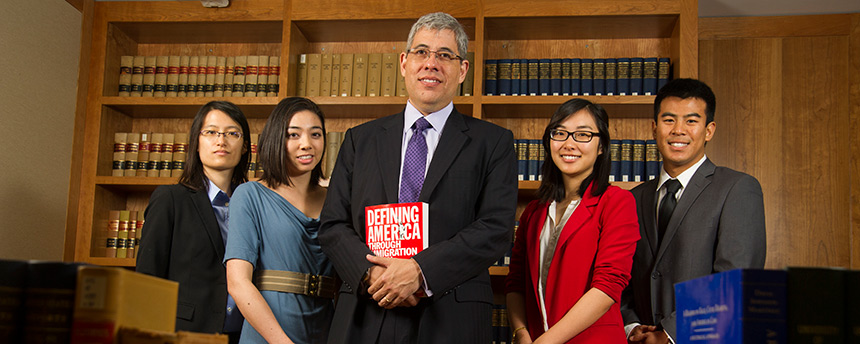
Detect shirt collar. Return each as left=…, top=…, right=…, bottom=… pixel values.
left=658, top=155, right=707, bottom=191
left=206, top=179, right=229, bottom=204
left=403, top=100, right=453, bottom=135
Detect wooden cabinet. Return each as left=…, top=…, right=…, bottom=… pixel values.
left=65, top=0, right=697, bottom=268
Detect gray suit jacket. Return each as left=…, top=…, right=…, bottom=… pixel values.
left=620, top=158, right=766, bottom=338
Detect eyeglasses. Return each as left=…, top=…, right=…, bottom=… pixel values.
left=200, top=129, right=243, bottom=141
left=407, top=47, right=463, bottom=63
left=549, top=129, right=600, bottom=143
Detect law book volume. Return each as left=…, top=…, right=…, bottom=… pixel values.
left=365, top=202, right=429, bottom=259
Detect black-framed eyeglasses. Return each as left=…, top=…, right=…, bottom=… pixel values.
left=200, top=129, right=243, bottom=141
left=549, top=129, right=600, bottom=143
left=407, top=47, right=463, bottom=63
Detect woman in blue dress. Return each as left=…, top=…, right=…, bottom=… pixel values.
left=225, top=97, right=333, bottom=344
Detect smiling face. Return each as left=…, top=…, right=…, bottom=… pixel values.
left=653, top=96, right=716, bottom=177
left=198, top=109, right=246, bottom=178
left=550, top=109, right=603, bottom=184
left=400, top=28, right=469, bottom=115
left=284, top=110, right=325, bottom=177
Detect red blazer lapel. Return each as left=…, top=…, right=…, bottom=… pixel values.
left=527, top=201, right=549, bottom=307
left=556, top=183, right=600, bottom=250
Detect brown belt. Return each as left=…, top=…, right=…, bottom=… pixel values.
left=254, top=269, right=336, bottom=299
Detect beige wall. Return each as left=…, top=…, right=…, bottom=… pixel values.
left=0, top=1, right=81, bottom=260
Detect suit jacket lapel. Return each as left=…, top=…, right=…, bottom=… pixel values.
left=419, top=110, right=468, bottom=201
left=190, top=188, right=225, bottom=258
left=656, top=159, right=715, bottom=259
left=556, top=186, right=599, bottom=249
left=640, top=180, right=660, bottom=256
left=376, top=113, right=404, bottom=204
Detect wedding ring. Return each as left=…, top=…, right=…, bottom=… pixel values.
left=382, top=297, right=392, bottom=303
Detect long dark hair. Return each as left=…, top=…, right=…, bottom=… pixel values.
left=537, top=98, right=611, bottom=203
left=258, top=97, right=326, bottom=189
left=179, top=101, right=251, bottom=191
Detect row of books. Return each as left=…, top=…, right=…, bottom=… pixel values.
left=485, top=57, right=671, bottom=97
left=104, top=210, right=144, bottom=259
left=295, top=52, right=476, bottom=98
left=0, top=260, right=179, bottom=343
left=112, top=132, right=189, bottom=177
left=118, top=55, right=280, bottom=97
left=492, top=304, right=512, bottom=344
left=675, top=267, right=860, bottom=343
left=517, top=139, right=662, bottom=183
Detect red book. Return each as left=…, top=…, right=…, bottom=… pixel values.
left=365, top=202, right=429, bottom=259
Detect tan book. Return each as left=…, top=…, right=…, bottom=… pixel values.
left=351, top=53, right=368, bottom=97
left=320, top=53, right=332, bottom=97
left=187, top=56, right=199, bottom=97
left=203, top=56, right=216, bottom=97
left=396, top=62, right=407, bottom=97
left=153, top=56, right=168, bottom=97
left=214, top=56, right=226, bottom=97
left=159, top=133, right=174, bottom=178
left=224, top=56, right=234, bottom=97
left=381, top=53, right=397, bottom=96
left=306, top=53, right=322, bottom=97
left=330, top=54, right=341, bottom=97
left=462, top=52, right=475, bottom=96
left=244, top=55, right=259, bottom=97
left=248, top=133, right=259, bottom=177
left=171, top=133, right=188, bottom=177
left=146, top=133, right=162, bottom=177
left=177, top=56, right=189, bottom=97
left=296, top=54, right=308, bottom=97
left=339, top=53, right=354, bottom=97
left=136, top=211, right=144, bottom=241
left=106, top=210, right=120, bottom=258
left=256, top=55, right=269, bottom=97
left=166, top=56, right=180, bottom=97
left=267, top=56, right=279, bottom=97
left=69, top=267, right=178, bottom=343
left=142, top=56, right=156, bottom=97
left=126, top=211, right=137, bottom=259
left=367, top=53, right=382, bottom=96
left=124, top=133, right=140, bottom=177
left=112, top=133, right=127, bottom=177
left=118, top=56, right=133, bottom=96
left=196, top=55, right=207, bottom=95
left=137, top=132, right=150, bottom=177
left=117, top=210, right=129, bottom=258
left=324, top=131, right=342, bottom=180
left=130, top=56, right=144, bottom=97
left=232, top=56, right=247, bottom=96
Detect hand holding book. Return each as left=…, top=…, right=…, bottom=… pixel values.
left=365, top=254, right=422, bottom=309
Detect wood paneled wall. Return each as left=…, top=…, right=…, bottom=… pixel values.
left=698, top=14, right=859, bottom=269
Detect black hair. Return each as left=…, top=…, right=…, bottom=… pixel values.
left=258, top=97, right=326, bottom=189
left=179, top=101, right=251, bottom=192
left=653, top=78, right=716, bottom=124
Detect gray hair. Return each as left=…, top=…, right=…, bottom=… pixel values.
left=406, top=12, right=469, bottom=59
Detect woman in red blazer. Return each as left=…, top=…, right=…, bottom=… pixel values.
left=506, top=98, right=640, bottom=343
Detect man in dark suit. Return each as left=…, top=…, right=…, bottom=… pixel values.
left=319, top=12, right=517, bottom=344
left=620, top=78, right=766, bottom=344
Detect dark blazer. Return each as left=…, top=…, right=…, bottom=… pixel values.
left=319, top=109, right=518, bottom=344
left=506, top=184, right=639, bottom=343
left=620, top=158, right=766, bottom=338
left=136, top=183, right=233, bottom=333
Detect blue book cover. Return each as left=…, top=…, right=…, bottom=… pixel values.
left=617, top=58, right=630, bottom=96
left=632, top=140, right=645, bottom=182
left=538, top=59, right=551, bottom=96
left=561, top=58, right=572, bottom=95
left=620, top=139, right=632, bottom=182
left=630, top=57, right=643, bottom=95
left=550, top=58, right=562, bottom=95
left=527, top=59, right=539, bottom=96
left=516, top=139, right=527, bottom=181
left=519, top=59, right=529, bottom=96
left=528, top=139, right=541, bottom=181
left=580, top=58, right=593, bottom=95
left=657, top=57, right=671, bottom=91
left=675, top=269, right=787, bottom=344
left=510, top=59, right=521, bottom=96
left=593, top=58, right=605, bottom=95
left=643, top=57, right=658, bottom=95
left=645, top=139, right=659, bottom=180
left=484, top=59, right=497, bottom=96
left=570, top=58, right=581, bottom=96
left=497, top=59, right=512, bottom=96
left=609, top=140, right=620, bottom=182
left=605, top=58, right=617, bottom=95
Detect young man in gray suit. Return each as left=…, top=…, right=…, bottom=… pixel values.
left=620, top=78, right=766, bottom=344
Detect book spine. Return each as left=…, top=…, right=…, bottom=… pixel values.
left=257, top=55, right=269, bottom=97
left=518, top=59, right=528, bottom=96
left=244, top=55, right=259, bottom=97
left=643, top=57, right=658, bottom=95
left=605, top=58, right=617, bottom=96
left=130, top=56, right=144, bottom=97
left=632, top=140, right=645, bottom=182
left=106, top=210, right=119, bottom=258
left=381, top=53, right=397, bottom=97
left=213, top=56, right=226, bottom=97
left=516, top=139, right=527, bottom=181
left=0, top=260, right=27, bottom=343
left=118, top=56, right=133, bottom=96
left=339, top=53, right=353, bottom=97
left=165, top=56, right=180, bottom=97
left=570, top=58, right=581, bottom=96
left=580, top=58, right=593, bottom=96
left=126, top=211, right=137, bottom=258
left=147, top=133, right=162, bottom=177
left=320, top=53, right=333, bottom=97
left=112, top=133, right=127, bottom=177
left=325, top=131, right=341, bottom=179
left=509, top=59, right=520, bottom=96
left=117, top=210, right=129, bottom=258
left=330, top=54, right=341, bottom=97
left=159, top=133, right=174, bottom=178
left=527, top=59, right=539, bottom=96
left=549, top=58, right=562, bottom=96
left=538, top=59, right=551, bottom=96
left=268, top=56, right=280, bottom=97
left=177, top=56, right=189, bottom=97
left=788, top=267, right=846, bottom=343
left=232, top=56, right=246, bottom=96
left=306, top=53, right=322, bottom=97
left=171, top=133, right=187, bottom=177
left=484, top=59, right=497, bottom=96
left=657, top=57, right=671, bottom=91
left=187, top=56, right=199, bottom=97
left=196, top=55, right=207, bottom=95
left=153, top=56, right=168, bottom=97
left=462, top=52, right=475, bottom=96
left=123, top=133, right=139, bottom=177
left=561, top=58, right=571, bottom=96
left=142, top=56, right=156, bottom=97
left=396, top=58, right=407, bottom=97
left=846, top=270, right=860, bottom=344
left=617, top=58, right=630, bottom=96
left=528, top=139, right=541, bottom=181
left=351, top=53, right=368, bottom=97
left=645, top=139, right=659, bottom=181
left=593, top=58, right=606, bottom=96
left=497, top=59, right=512, bottom=96
left=630, top=57, right=643, bottom=95
left=224, top=56, right=234, bottom=97
left=609, top=140, right=620, bottom=182
left=248, top=133, right=258, bottom=176
left=24, top=262, right=79, bottom=344
left=136, top=132, right=150, bottom=176
left=367, top=53, right=382, bottom=97
left=620, top=139, right=632, bottom=182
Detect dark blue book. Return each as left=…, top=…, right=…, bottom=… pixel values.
left=609, top=140, right=621, bottom=182
left=592, top=58, right=605, bottom=95
left=527, top=59, right=539, bottom=96
left=510, top=59, right=521, bottom=96
left=657, top=57, right=671, bottom=91
left=516, top=139, right=527, bottom=181
left=538, top=59, right=551, bottom=96
left=620, top=139, right=632, bottom=182
left=484, top=59, right=497, bottom=96
left=528, top=139, right=541, bottom=181
left=675, top=269, right=787, bottom=344
left=499, top=305, right=510, bottom=343
left=605, top=58, right=617, bottom=95
left=580, top=58, right=593, bottom=95
left=537, top=141, right=545, bottom=181
left=570, top=58, right=581, bottom=95
left=643, top=57, right=658, bottom=95
left=630, top=57, right=643, bottom=95
left=645, top=139, right=659, bottom=181
left=617, top=58, right=630, bottom=95
left=519, top=59, right=529, bottom=96
left=561, top=58, right=572, bottom=95
left=632, top=140, right=645, bottom=182
left=550, top=58, right=562, bottom=95
left=497, top=59, right=512, bottom=96
left=787, top=267, right=846, bottom=343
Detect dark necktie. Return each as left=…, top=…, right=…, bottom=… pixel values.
left=657, top=179, right=682, bottom=245
left=399, top=117, right=432, bottom=203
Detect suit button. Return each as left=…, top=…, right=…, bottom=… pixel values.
left=651, top=271, right=661, bottom=279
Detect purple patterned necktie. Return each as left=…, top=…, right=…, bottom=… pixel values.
left=399, top=117, right=432, bottom=203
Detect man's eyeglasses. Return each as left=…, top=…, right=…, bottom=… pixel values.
left=549, top=129, right=600, bottom=143
left=200, top=129, right=243, bottom=141
left=407, top=47, right=463, bottom=63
